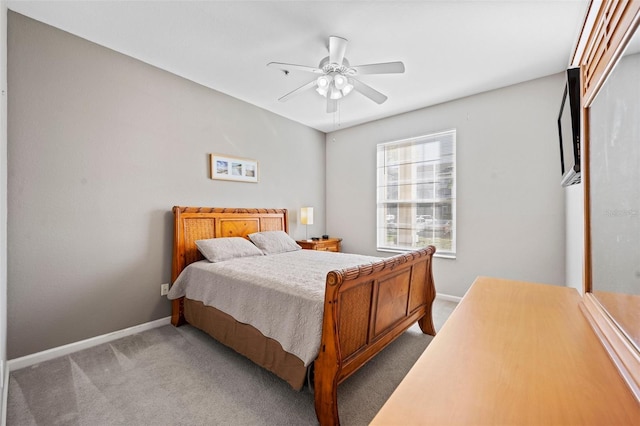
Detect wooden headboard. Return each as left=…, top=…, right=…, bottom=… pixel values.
left=171, top=206, right=288, bottom=282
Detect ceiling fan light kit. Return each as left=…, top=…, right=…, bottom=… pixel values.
left=268, top=36, right=405, bottom=113
left=316, top=73, right=354, bottom=100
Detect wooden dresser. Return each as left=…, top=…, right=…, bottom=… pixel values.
left=371, top=276, right=640, bottom=425
left=296, top=237, right=341, bottom=252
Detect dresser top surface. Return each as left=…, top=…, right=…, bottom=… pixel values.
left=372, top=276, right=640, bottom=425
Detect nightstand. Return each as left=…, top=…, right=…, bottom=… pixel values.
left=297, top=238, right=342, bottom=252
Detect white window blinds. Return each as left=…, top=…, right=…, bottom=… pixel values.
left=376, top=130, right=456, bottom=257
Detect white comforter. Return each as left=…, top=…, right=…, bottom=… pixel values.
left=168, top=249, right=380, bottom=366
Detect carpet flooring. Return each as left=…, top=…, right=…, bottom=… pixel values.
left=7, top=299, right=457, bottom=425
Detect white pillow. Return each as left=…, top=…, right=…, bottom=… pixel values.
left=195, top=237, right=263, bottom=263
left=248, top=231, right=301, bottom=255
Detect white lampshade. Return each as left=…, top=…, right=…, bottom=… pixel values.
left=341, top=81, right=354, bottom=96
left=300, top=207, right=314, bottom=225
left=329, top=84, right=342, bottom=100
left=334, top=74, right=348, bottom=89
left=316, top=75, right=331, bottom=97
left=317, top=75, right=331, bottom=89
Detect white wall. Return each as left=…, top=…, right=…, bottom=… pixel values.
left=565, top=184, right=583, bottom=291
left=326, top=74, right=567, bottom=298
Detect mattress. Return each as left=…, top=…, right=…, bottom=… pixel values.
left=168, top=249, right=380, bottom=366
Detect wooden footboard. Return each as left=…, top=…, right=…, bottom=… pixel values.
left=314, top=246, right=436, bottom=426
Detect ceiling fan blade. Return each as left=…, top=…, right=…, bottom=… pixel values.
left=327, top=97, right=338, bottom=113
left=329, top=36, right=348, bottom=66
left=267, top=62, right=323, bottom=74
left=351, top=61, right=405, bottom=75
left=278, top=80, right=317, bottom=102
left=351, top=79, right=388, bottom=104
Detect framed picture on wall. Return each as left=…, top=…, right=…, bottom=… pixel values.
left=210, top=154, right=259, bottom=183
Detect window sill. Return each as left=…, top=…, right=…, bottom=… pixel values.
left=377, top=248, right=456, bottom=259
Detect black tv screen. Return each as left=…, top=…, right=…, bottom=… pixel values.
left=558, top=67, right=581, bottom=187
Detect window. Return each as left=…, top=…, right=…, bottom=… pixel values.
left=376, top=130, right=456, bottom=257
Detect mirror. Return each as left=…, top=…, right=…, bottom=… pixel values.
left=589, top=24, right=640, bottom=350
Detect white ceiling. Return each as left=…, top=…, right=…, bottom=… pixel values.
left=7, top=0, right=590, bottom=133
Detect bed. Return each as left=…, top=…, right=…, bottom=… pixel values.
left=169, top=206, right=437, bottom=425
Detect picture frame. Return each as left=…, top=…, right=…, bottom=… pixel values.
left=210, top=154, right=259, bottom=183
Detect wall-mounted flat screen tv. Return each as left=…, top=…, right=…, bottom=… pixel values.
left=558, top=67, right=581, bottom=187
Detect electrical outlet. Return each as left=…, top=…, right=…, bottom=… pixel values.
left=160, top=283, right=169, bottom=296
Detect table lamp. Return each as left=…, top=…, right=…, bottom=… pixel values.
left=300, top=207, right=313, bottom=240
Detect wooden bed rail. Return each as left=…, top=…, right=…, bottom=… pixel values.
left=314, top=246, right=436, bottom=425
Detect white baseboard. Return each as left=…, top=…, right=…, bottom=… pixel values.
left=7, top=317, right=171, bottom=373
left=436, top=292, right=462, bottom=303
left=5, top=295, right=459, bottom=375
left=4, top=296, right=459, bottom=373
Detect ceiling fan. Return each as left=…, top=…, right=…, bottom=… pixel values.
left=267, top=36, right=405, bottom=113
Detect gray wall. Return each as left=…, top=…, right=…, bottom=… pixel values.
left=1, top=0, right=8, bottom=381
left=326, top=74, right=567, bottom=298
left=7, top=12, right=325, bottom=359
